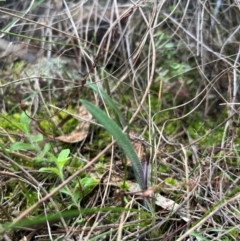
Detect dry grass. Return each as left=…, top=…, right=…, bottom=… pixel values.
left=1, top=0, right=240, bottom=240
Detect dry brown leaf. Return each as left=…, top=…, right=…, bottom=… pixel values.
left=128, top=130, right=145, bottom=166
left=55, top=105, right=92, bottom=143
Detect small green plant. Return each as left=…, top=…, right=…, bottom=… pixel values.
left=8, top=112, right=98, bottom=207
left=10, top=112, right=50, bottom=162
left=59, top=176, right=99, bottom=208
left=39, top=149, right=70, bottom=181
left=154, top=31, right=193, bottom=83
left=40, top=148, right=99, bottom=207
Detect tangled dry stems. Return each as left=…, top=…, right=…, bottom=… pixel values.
left=0, top=0, right=240, bottom=240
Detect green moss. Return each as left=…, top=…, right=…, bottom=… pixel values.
left=119, top=181, right=130, bottom=191
left=165, top=177, right=179, bottom=186
left=0, top=113, right=22, bottom=132
left=95, top=162, right=107, bottom=174
left=158, top=164, right=170, bottom=173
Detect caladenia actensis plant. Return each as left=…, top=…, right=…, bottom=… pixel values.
left=80, top=96, right=153, bottom=211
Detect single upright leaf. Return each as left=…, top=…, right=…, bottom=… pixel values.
left=81, top=99, right=144, bottom=190
left=57, top=149, right=71, bottom=171
left=58, top=149, right=70, bottom=163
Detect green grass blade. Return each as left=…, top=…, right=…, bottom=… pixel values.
left=1, top=207, right=149, bottom=232
left=81, top=99, right=144, bottom=190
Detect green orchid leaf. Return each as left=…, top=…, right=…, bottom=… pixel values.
left=81, top=99, right=144, bottom=190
